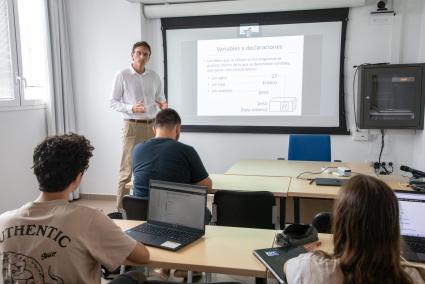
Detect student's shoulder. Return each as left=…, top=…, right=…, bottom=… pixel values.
left=0, top=207, right=22, bottom=223
left=63, top=202, right=109, bottom=221
left=134, top=138, right=158, bottom=150
left=172, top=140, right=196, bottom=152
left=65, top=203, right=120, bottom=230
left=286, top=252, right=341, bottom=283
left=403, top=265, right=425, bottom=283
left=287, top=252, right=338, bottom=270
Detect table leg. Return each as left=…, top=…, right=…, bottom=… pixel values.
left=279, top=197, right=286, bottom=229
left=187, top=271, right=193, bottom=283
left=294, top=197, right=300, bottom=224
left=206, top=272, right=212, bottom=282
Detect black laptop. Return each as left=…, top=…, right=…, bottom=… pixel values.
left=126, top=180, right=207, bottom=251
left=395, top=190, right=425, bottom=262
left=315, top=177, right=346, bottom=186
left=253, top=246, right=306, bottom=283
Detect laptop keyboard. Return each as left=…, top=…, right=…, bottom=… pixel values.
left=404, top=236, right=425, bottom=253
left=134, top=223, right=194, bottom=243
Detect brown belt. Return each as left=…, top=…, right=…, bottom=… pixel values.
left=125, top=119, right=154, bottom=123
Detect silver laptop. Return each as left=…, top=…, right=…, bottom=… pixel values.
left=395, top=191, right=425, bottom=262
left=126, top=180, right=207, bottom=251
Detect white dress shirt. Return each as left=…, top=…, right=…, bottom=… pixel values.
left=110, top=65, right=166, bottom=119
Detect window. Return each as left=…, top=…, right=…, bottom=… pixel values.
left=0, top=0, right=16, bottom=104
left=0, top=0, right=50, bottom=108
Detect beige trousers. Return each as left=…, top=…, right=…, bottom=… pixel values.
left=116, top=120, right=154, bottom=209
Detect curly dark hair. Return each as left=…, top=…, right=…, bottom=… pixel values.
left=32, top=133, right=94, bottom=192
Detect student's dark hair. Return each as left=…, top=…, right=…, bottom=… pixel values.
left=132, top=41, right=151, bottom=56
left=317, top=174, right=420, bottom=284
left=32, top=133, right=94, bottom=193
left=154, top=108, right=181, bottom=130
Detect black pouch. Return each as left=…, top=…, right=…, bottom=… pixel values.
left=276, top=224, right=318, bottom=248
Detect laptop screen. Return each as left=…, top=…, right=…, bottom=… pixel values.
left=148, top=180, right=207, bottom=231
left=395, top=191, right=425, bottom=238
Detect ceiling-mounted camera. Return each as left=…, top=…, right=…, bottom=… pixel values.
left=371, top=0, right=395, bottom=15
left=377, top=0, right=387, bottom=11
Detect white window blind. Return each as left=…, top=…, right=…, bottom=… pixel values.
left=0, top=0, right=15, bottom=102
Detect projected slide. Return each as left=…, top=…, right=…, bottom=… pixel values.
left=197, top=36, right=304, bottom=116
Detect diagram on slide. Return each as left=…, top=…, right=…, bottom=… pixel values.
left=197, top=36, right=304, bottom=116
left=269, top=97, right=297, bottom=112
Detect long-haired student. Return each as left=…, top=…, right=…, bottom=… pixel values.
left=284, top=175, right=425, bottom=284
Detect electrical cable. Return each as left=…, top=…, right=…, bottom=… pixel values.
left=296, top=167, right=338, bottom=180
left=378, top=129, right=385, bottom=167
left=352, top=65, right=362, bottom=132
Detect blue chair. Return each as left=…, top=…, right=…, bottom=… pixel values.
left=288, top=134, right=331, bottom=224
left=288, top=134, right=331, bottom=162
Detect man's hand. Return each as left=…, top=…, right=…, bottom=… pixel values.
left=156, top=100, right=168, bottom=110
left=132, top=101, right=145, bottom=113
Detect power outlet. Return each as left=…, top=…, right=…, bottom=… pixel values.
left=372, top=161, right=394, bottom=175
left=352, top=130, right=369, bottom=141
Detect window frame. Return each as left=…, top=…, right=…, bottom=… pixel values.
left=0, top=0, right=49, bottom=109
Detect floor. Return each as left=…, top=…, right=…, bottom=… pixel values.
left=73, top=198, right=260, bottom=284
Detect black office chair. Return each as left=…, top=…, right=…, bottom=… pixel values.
left=122, top=195, right=149, bottom=220
left=212, top=190, right=277, bottom=229
left=312, top=212, right=332, bottom=233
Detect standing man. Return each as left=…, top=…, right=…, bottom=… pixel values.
left=110, top=41, right=167, bottom=210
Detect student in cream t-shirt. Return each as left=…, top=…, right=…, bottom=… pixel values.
left=0, top=133, right=149, bottom=283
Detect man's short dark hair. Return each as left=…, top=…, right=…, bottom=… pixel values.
left=132, top=41, right=151, bottom=56
left=154, top=108, right=181, bottom=130
left=32, top=133, right=94, bottom=193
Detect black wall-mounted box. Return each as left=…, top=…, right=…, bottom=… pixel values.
left=357, top=63, right=425, bottom=129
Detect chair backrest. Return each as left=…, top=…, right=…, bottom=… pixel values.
left=288, top=134, right=331, bottom=162
left=312, top=212, right=332, bottom=233
left=122, top=195, right=149, bottom=221
left=212, top=190, right=276, bottom=229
